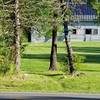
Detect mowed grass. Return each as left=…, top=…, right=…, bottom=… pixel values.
left=0, top=41, right=100, bottom=92
left=21, top=41, right=100, bottom=73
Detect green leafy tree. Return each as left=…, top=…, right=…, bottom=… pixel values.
left=59, top=0, right=84, bottom=74
left=0, top=0, right=15, bottom=74
left=91, top=0, right=100, bottom=24
left=49, top=0, right=59, bottom=70
left=0, top=0, right=55, bottom=73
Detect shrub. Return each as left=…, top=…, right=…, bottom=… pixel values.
left=73, top=54, right=86, bottom=66
left=59, top=56, right=68, bottom=72
left=0, top=55, right=11, bottom=74
left=59, top=54, right=86, bottom=72
left=0, top=33, right=14, bottom=75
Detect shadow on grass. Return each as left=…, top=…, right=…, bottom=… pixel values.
left=22, top=53, right=50, bottom=60
left=80, top=54, right=100, bottom=64
left=73, top=47, right=100, bottom=53
left=29, top=45, right=100, bottom=54
left=22, top=53, right=65, bottom=61
left=81, top=69, right=100, bottom=72
left=22, top=53, right=100, bottom=64
left=32, top=72, right=64, bottom=77
left=30, top=45, right=65, bottom=49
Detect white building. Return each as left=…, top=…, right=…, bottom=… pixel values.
left=31, top=0, right=100, bottom=42
left=68, top=0, right=100, bottom=41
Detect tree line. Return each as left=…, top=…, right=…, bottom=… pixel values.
left=0, top=0, right=99, bottom=75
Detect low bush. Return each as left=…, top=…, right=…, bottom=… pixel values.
left=59, top=54, right=86, bottom=72
left=73, top=54, right=86, bottom=68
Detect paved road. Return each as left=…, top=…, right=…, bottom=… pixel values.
left=0, top=92, right=100, bottom=100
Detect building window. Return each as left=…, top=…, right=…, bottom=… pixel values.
left=93, top=29, right=98, bottom=35
left=85, top=29, right=92, bottom=34
left=73, top=29, right=77, bottom=34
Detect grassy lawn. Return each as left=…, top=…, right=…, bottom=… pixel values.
left=0, top=41, right=100, bottom=93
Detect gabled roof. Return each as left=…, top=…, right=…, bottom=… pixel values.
left=68, top=3, right=97, bottom=21
left=73, top=4, right=96, bottom=16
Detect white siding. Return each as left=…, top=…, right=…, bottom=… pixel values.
left=76, top=29, right=85, bottom=35
left=98, top=27, right=100, bottom=35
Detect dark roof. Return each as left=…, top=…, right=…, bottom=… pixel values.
left=67, top=3, right=97, bottom=21
left=73, top=4, right=96, bottom=15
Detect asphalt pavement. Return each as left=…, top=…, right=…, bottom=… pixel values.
left=0, top=92, right=100, bottom=100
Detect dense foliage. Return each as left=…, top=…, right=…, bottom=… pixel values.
left=0, top=0, right=99, bottom=74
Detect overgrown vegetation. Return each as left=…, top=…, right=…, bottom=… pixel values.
left=0, top=27, right=14, bottom=75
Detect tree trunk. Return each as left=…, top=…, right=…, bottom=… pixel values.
left=49, top=22, right=57, bottom=70
left=64, top=21, right=75, bottom=74
left=59, top=0, right=75, bottom=74
left=49, top=0, right=58, bottom=70
left=14, top=0, right=21, bottom=73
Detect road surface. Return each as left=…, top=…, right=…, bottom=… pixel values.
left=0, top=92, right=100, bottom=100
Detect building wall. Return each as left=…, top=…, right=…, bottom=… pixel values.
left=76, top=29, right=85, bottom=35
left=98, top=26, right=100, bottom=35
left=69, top=25, right=100, bottom=35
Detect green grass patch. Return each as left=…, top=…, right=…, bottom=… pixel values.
left=0, top=41, right=100, bottom=92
